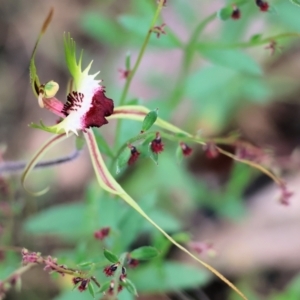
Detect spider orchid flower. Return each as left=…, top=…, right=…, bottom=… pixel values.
left=21, top=11, right=247, bottom=300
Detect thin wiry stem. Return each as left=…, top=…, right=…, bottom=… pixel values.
left=0, top=150, right=81, bottom=175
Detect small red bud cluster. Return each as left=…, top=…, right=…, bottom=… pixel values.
left=255, top=0, right=269, bottom=11
left=103, top=263, right=119, bottom=277
left=43, top=255, right=67, bottom=276
left=94, top=227, right=110, bottom=240
left=72, top=277, right=90, bottom=292
left=21, top=248, right=41, bottom=264
left=180, top=142, right=193, bottom=157
left=103, top=264, right=127, bottom=295
left=151, top=132, right=164, bottom=154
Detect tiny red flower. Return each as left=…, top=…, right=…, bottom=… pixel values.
left=256, top=0, right=269, bottom=11
left=128, top=145, right=140, bottom=165
left=127, top=258, right=139, bottom=268
left=180, top=142, right=193, bottom=157
left=104, top=264, right=118, bottom=276
left=203, top=142, right=219, bottom=159
left=94, top=227, right=110, bottom=240
left=72, top=277, right=82, bottom=285
left=231, top=6, right=241, bottom=20
left=151, top=132, right=164, bottom=154
left=78, top=279, right=89, bottom=292
left=118, top=69, right=130, bottom=80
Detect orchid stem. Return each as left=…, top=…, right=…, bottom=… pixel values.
left=114, top=0, right=165, bottom=147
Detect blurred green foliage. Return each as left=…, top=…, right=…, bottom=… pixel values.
left=2, top=0, right=300, bottom=299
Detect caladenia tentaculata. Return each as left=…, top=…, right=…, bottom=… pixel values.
left=22, top=8, right=291, bottom=300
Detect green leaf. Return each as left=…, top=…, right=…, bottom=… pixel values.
left=290, top=0, right=300, bottom=6
left=81, top=13, right=126, bottom=47
left=141, top=109, right=158, bottom=132
left=130, top=261, right=210, bottom=292
left=116, top=147, right=131, bottom=174
left=97, top=281, right=111, bottom=293
left=198, top=47, right=262, bottom=76
left=123, top=279, right=138, bottom=296
left=149, top=149, right=158, bottom=165
left=130, top=246, right=159, bottom=260
left=24, top=202, right=86, bottom=239
left=249, top=33, right=263, bottom=43
left=103, top=249, right=119, bottom=263
left=217, top=6, right=233, bottom=21
left=88, top=282, right=95, bottom=298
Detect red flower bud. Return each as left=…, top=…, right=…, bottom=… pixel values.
left=256, top=0, right=269, bottom=11
left=104, top=264, right=118, bottom=276
left=128, top=146, right=140, bottom=165
left=151, top=132, right=164, bottom=154
left=231, top=6, right=241, bottom=20
left=94, top=227, right=110, bottom=240
left=180, top=142, right=193, bottom=157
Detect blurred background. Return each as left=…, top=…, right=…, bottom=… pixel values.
left=2, top=0, right=300, bottom=299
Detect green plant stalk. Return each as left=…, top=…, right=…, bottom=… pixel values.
left=197, top=32, right=300, bottom=49
left=114, top=0, right=165, bottom=147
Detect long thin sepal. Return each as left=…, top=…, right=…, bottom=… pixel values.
left=84, top=129, right=247, bottom=300
left=29, top=8, right=54, bottom=97
left=21, top=133, right=69, bottom=196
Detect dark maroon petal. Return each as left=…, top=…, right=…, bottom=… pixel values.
left=83, top=89, right=114, bottom=129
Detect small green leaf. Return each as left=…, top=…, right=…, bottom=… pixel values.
left=130, top=246, right=159, bottom=260
left=141, top=109, right=158, bottom=133
left=103, top=249, right=119, bottom=263
left=123, top=278, right=138, bottom=296
left=149, top=150, right=158, bottom=165
left=249, top=34, right=262, bottom=43
left=77, top=261, right=93, bottom=267
left=97, top=281, right=111, bottom=293
left=88, top=282, right=95, bottom=298
left=291, top=0, right=300, bottom=7
left=217, top=6, right=232, bottom=21
left=116, top=147, right=131, bottom=174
